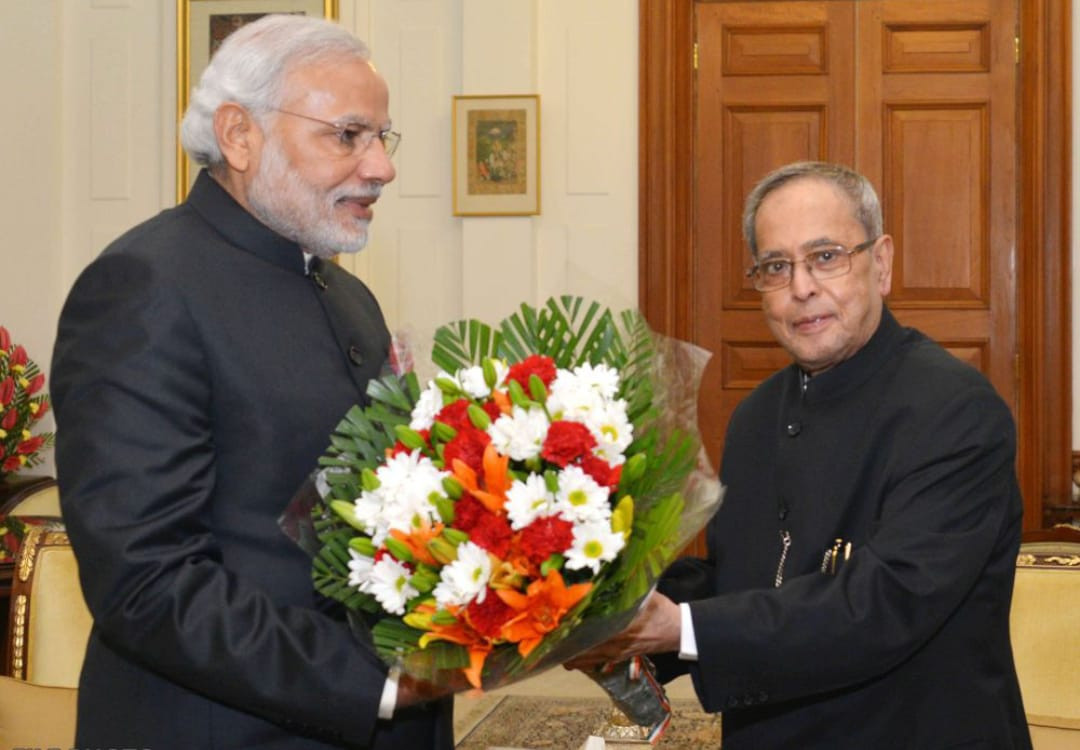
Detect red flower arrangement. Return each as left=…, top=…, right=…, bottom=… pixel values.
left=0, top=326, right=55, bottom=479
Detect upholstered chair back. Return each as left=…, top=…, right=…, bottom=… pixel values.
left=4, top=523, right=92, bottom=687
left=1011, top=530, right=1080, bottom=749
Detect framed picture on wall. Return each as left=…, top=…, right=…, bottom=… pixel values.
left=452, top=95, right=540, bottom=216
left=176, top=0, right=339, bottom=202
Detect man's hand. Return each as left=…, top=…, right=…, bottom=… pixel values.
left=565, top=591, right=683, bottom=670
left=394, top=671, right=456, bottom=709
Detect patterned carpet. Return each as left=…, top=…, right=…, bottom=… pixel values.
left=455, top=695, right=722, bottom=749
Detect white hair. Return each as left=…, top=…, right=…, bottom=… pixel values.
left=179, top=14, right=370, bottom=169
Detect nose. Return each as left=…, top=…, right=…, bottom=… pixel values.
left=787, top=260, right=819, bottom=299
left=358, top=140, right=396, bottom=184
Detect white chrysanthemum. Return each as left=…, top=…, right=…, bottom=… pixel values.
left=352, top=450, right=448, bottom=544
left=554, top=464, right=611, bottom=524
left=505, top=473, right=557, bottom=530
left=365, top=556, right=418, bottom=615
left=346, top=548, right=375, bottom=590
left=455, top=360, right=508, bottom=400
left=487, top=405, right=550, bottom=461
left=456, top=365, right=490, bottom=400
left=565, top=520, right=625, bottom=574
left=433, top=541, right=491, bottom=608
left=547, top=373, right=606, bottom=422
left=409, top=382, right=445, bottom=430
left=582, top=400, right=634, bottom=465
left=570, top=362, right=621, bottom=399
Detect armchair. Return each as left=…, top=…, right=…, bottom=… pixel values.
left=1011, top=527, right=1080, bottom=748
left=0, top=521, right=90, bottom=749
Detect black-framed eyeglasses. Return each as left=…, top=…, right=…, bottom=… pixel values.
left=746, top=237, right=879, bottom=292
left=272, top=109, right=401, bottom=158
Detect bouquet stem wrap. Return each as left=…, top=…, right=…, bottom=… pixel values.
left=281, top=297, right=723, bottom=722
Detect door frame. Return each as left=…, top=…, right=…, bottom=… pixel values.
left=638, top=0, right=1072, bottom=531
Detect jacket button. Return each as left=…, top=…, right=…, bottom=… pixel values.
left=786, top=422, right=801, bottom=436
left=348, top=346, right=364, bottom=366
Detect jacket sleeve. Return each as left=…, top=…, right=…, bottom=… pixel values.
left=684, top=384, right=1020, bottom=710
left=51, top=250, right=392, bottom=745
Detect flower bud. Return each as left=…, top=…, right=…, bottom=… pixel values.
left=330, top=500, right=369, bottom=533
left=431, top=420, right=457, bottom=443
left=384, top=536, right=415, bottom=564
left=528, top=373, right=548, bottom=403
left=482, top=358, right=498, bottom=389
left=612, top=495, right=634, bottom=540
left=348, top=536, right=378, bottom=557
left=442, top=476, right=464, bottom=499
left=427, top=535, right=458, bottom=565
left=394, top=424, right=427, bottom=451
left=360, top=468, right=381, bottom=491
left=623, top=453, right=647, bottom=482
left=467, top=403, right=491, bottom=429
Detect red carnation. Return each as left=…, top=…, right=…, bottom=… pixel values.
left=452, top=494, right=490, bottom=532
left=577, top=454, right=621, bottom=489
left=465, top=589, right=517, bottom=639
left=435, top=399, right=472, bottom=431
left=541, top=421, right=596, bottom=467
left=467, top=512, right=512, bottom=558
left=3, top=456, right=23, bottom=473
left=1, top=409, right=16, bottom=431
left=506, top=355, right=557, bottom=391
left=442, top=427, right=491, bottom=473
left=516, top=514, right=575, bottom=565
left=0, top=378, right=13, bottom=407
left=0, top=326, right=10, bottom=351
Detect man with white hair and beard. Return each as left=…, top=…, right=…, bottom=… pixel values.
left=51, top=14, right=453, bottom=750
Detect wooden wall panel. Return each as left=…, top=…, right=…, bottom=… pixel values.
left=884, top=104, right=988, bottom=304
left=883, top=24, right=990, bottom=73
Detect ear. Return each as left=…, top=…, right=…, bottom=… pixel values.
left=213, top=102, right=261, bottom=173
left=873, top=235, right=894, bottom=296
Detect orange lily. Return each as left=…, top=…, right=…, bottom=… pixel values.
left=451, top=443, right=510, bottom=513
left=388, top=521, right=444, bottom=568
left=416, top=605, right=494, bottom=689
left=496, top=570, right=592, bottom=658
left=491, top=389, right=513, bottom=415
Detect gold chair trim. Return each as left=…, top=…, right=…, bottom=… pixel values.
left=11, top=593, right=27, bottom=680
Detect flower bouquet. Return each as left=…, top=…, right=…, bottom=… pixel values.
left=0, top=326, right=54, bottom=479
left=282, top=297, right=721, bottom=739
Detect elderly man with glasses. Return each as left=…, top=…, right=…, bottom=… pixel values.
left=51, top=14, right=452, bottom=750
left=574, top=161, right=1031, bottom=749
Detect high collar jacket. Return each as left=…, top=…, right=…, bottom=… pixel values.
left=659, top=308, right=1030, bottom=749
left=52, top=171, right=452, bottom=749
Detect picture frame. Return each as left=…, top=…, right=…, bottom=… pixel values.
left=452, top=95, right=540, bottom=216
left=176, top=0, right=339, bottom=201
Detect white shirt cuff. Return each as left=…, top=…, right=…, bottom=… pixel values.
left=678, top=602, right=698, bottom=661
left=378, top=666, right=400, bottom=719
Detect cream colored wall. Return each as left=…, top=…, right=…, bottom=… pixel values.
left=339, top=0, right=639, bottom=343
left=0, top=0, right=637, bottom=479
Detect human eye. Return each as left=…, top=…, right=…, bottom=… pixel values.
left=336, top=124, right=365, bottom=147
left=810, top=248, right=842, bottom=268
left=762, top=259, right=792, bottom=277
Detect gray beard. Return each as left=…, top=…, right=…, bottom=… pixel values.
left=247, top=139, right=380, bottom=258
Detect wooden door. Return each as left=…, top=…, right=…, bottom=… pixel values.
left=690, top=1, right=1019, bottom=550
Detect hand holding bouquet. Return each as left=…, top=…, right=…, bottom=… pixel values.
left=283, top=297, right=722, bottom=721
